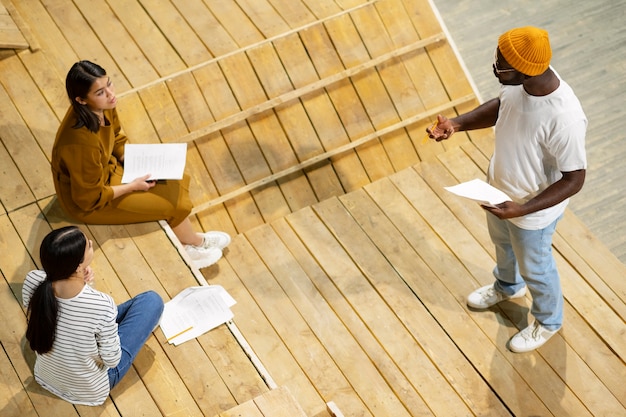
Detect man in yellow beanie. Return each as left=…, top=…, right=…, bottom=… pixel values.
left=427, top=26, right=587, bottom=352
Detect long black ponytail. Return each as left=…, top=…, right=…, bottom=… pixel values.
left=25, top=226, right=86, bottom=354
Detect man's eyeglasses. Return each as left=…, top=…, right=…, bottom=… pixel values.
left=493, top=49, right=517, bottom=74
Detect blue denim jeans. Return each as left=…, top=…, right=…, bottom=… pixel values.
left=487, top=213, right=563, bottom=330
left=108, top=291, right=164, bottom=388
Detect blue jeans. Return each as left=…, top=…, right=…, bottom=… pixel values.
left=487, top=213, right=563, bottom=330
left=108, top=291, right=164, bottom=388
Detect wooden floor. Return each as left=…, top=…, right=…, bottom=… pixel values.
left=0, top=0, right=624, bottom=416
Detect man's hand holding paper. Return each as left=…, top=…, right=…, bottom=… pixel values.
left=444, top=179, right=532, bottom=219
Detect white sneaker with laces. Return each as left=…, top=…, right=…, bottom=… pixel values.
left=199, top=231, right=231, bottom=250
left=509, top=320, right=559, bottom=353
left=466, top=283, right=526, bottom=309
left=184, top=245, right=223, bottom=269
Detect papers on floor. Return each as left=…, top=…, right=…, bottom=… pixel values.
left=160, top=285, right=236, bottom=346
left=121, top=143, right=187, bottom=183
left=444, top=179, right=512, bottom=208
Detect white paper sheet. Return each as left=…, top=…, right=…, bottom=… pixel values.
left=159, top=286, right=236, bottom=346
left=121, top=143, right=187, bottom=183
left=444, top=179, right=512, bottom=207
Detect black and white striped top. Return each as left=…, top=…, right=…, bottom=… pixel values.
left=22, top=270, right=121, bottom=406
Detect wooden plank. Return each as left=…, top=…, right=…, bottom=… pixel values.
left=138, top=83, right=189, bottom=143
left=341, top=186, right=511, bottom=415
left=17, top=49, right=68, bottom=121
left=270, top=217, right=428, bottom=416
left=203, top=0, right=263, bottom=47
left=190, top=95, right=472, bottom=213
left=205, top=53, right=290, bottom=227
left=235, top=0, right=292, bottom=38
left=254, top=386, right=308, bottom=417
left=401, top=0, right=479, bottom=120
left=72, top=0, right=158, bottom=86
left=298, top=0, right=348, bottom=19
left=268, top=39, right=346, bottom=201
left=39, top=0, right=131, bottom=92
left=0, top=78, right=55, bottom=202
left=164, top=74, right=234, bottom=230
left=373, top=0, right=462, bottom=160
left=138, top=0, right=210, bottom=66
left=244, top=225, right=371, bottom=416
left=0, top=2, right=28, bottom=49
left=416, top=153, right=493, bottom=253
left=171, top=6, right=422, bottom=147
left=285, top=206, right=428, bottom=417
left=0, top=345, right=37, bottom=417
left=266, top=4, right=371, bottom=192
left=268, top=30, right=371, bottom=195
left=0, top=216, right=39, bottom=416
left=171, top=0, right=236, bottom=57
left=217, top=400, right=264, bottom=417
left=195, top=321, right=268, bottom=406
left=552, top=231, right=626, bottom=321
left=301, top=23, right=395, bottom=182
left=0, top=51, right=60, bottom=165
left=213, top=235, right=329, bottom=416
left=313, top=196, right=487, bottom=416
left=0, top=0, right=38, bottom=50
left=331, top=9, right=420, bottom=172
left=190, top=62, right=265, bottom=232
left=8, top=0, right=76, bottom=76
left=0, top=134, right=32, bottom=212
left=132, top=336, right=204, bottom=417
left=106, top=0, right=186, bottom=76
left=238, top=43, right=319, bottom=212
left=557, top=210, right=626, bottom=309
left=119, top=1, right=377, bottom=96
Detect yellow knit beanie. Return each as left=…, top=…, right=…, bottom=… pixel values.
left=497, top=26, right=552, bottom=76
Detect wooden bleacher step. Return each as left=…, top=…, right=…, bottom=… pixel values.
left=214, top=386, right=308, bottom=417
left=0, top=1, right=30, bottom=50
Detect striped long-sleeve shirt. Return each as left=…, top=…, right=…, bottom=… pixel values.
left=22, top=270, right=121, bottom=406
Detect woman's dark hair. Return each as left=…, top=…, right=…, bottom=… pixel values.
left=26, top=226, right=87, bottom=354
left=66, top=60, right=107, bottom=133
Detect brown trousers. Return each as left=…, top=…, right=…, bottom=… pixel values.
left=59, top=169, right=193, bottom=228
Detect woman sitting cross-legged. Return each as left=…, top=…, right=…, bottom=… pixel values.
left=23, top=226, right=164, bottom=406
left=52, top=60, right=230, bottom=268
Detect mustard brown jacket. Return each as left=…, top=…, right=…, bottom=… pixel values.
left=51, top=107, right=127, bottom=218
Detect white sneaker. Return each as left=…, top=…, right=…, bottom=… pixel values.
left=199, top=231, right=231, bottom=250
left=509, top=320, right=559, bottom=353
left=184, top=245, right=223, bottom=268
left=467, top=283, right=526, bottom=309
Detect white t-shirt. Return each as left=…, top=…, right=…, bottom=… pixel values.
left=23, top=270, right=121, bottom=406
left=488, top=76, right=587, bottom=230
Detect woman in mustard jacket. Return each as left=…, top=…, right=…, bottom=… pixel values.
left=52, top=61, right=229, bottom=268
